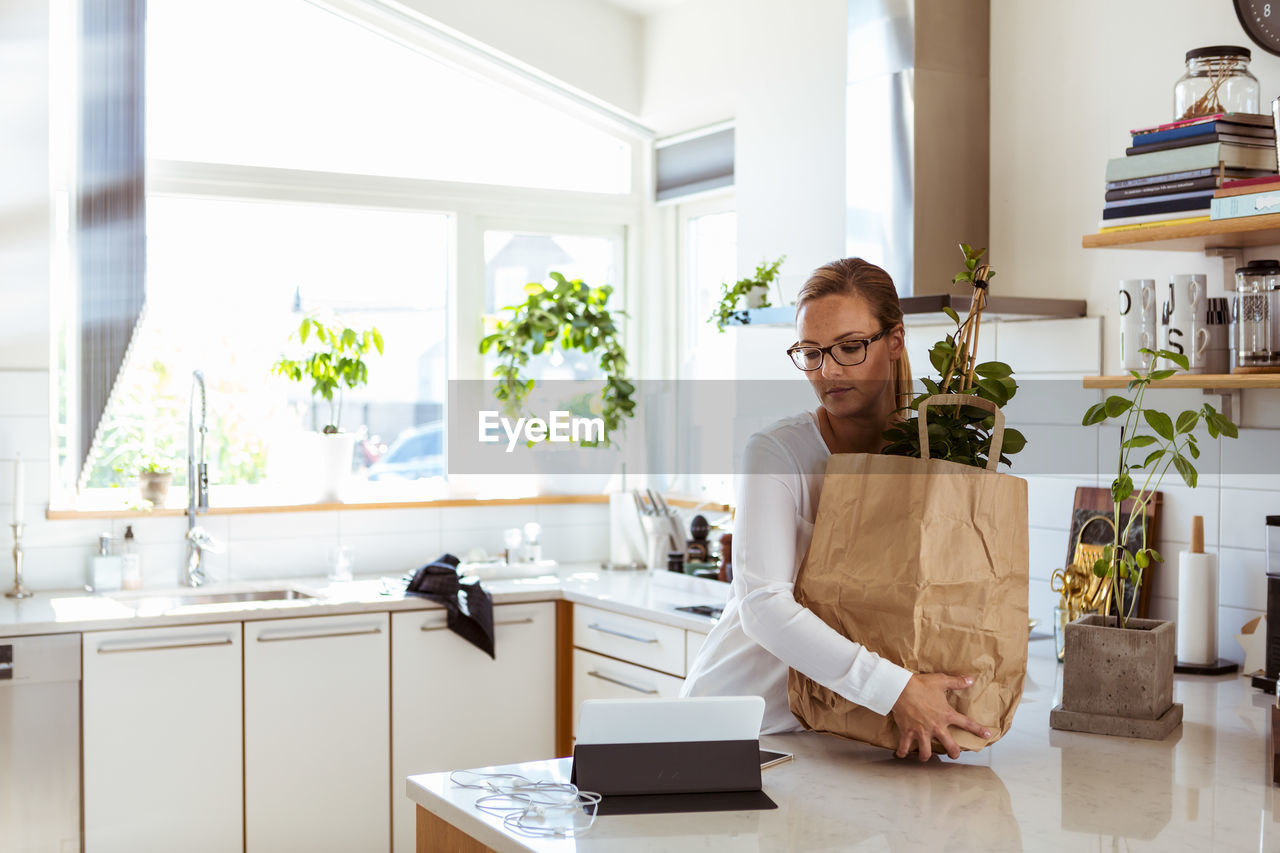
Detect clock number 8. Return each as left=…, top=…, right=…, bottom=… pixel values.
left=1267, top=3, right=1273, bottom=16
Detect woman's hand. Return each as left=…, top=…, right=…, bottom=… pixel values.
left=889, top=673, right=992, bottom=761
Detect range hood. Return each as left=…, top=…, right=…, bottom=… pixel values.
left=843, top=0, right=1080, bottom=322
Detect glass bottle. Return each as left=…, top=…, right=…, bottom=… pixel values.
left=1238, top=275, right=1272, bottom=365
left=1174, top=46, right=1260, bottom=121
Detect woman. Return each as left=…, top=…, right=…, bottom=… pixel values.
left=680, top=258, right=991, bottom=761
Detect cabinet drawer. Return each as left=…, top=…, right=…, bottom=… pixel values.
left=573, top=604, right=686, bottom=676
left=686, top=629, right=708, bottom=675
left=571, top=649, right=684, bottom=740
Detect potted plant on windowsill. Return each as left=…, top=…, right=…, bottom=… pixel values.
left=272, top=315, right=383, bottom=502
left=137, top=457, right=174, bottom=507
left=1049, top=347, right=1239, bottom=739
left=709, top=256, right=786, bottom=332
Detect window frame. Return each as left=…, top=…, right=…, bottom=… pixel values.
left=52, top=0, right=651, bottom=511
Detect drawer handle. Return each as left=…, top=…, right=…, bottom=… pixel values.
left=420, top=617, right=535, bottom=632
left=587, top=670, right=659, bottom=695
left=256, top=626, right=382, bottom=643
left=97, top=637, right=234, bottom=655
left=587, top=623, right=659, bottom=644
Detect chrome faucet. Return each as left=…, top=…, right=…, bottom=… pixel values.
left=184, top=370, right=219, bottom=586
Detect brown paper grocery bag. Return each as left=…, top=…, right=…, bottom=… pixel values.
left=787, top=395, right=1029, bottom=752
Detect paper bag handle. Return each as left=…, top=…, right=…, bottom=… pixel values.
left=915, top=394, right=1005, bottom=471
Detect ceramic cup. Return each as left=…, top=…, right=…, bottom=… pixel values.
left=1162, top=274, right=1205, bottom=369
left=1119, top=279, right=1155, bottom=370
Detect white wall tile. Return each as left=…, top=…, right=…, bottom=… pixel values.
left=1028, top=576, right=1056, bottom=629
left=1219, top=489, right=1278, bottom=551
left=540, top=523, right=609, bottom=565
left=1239, top=390, right=1280, bottom=430
left=1217, top=548, right=1266, bottom=613
left=1002, top=380, right=1100, bottom=427
left=996, top=317, right=1100, bottom=375
left=1024, top=476, right=1087, bottom=529
left=0, top=370, right=49, bottom=416
left=1219, top=429, right=1280, bottom=492
left=1219, top=605, right=1266, bottom=666
left=337, top=507, right=442, bottom=538
left=229, top=536, right=336, bottom=581
left=19, top=543, right=93, bottom=591
left=338, top=530, right=442, bottom=577
left=228, top=510, right=340, bottom=541
left=1016, top=423, right=1098, bottom=477
left=1156, top=486, right=1219, bottom=549
left=440, top=504, right=538, bottom=532
left=0, top=415, right=50, bottom=459
left=535, top=503, right=610, bottom=528
left=1028, top=525, right=1068, bottom=583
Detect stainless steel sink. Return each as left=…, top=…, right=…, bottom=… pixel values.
left=110, top=587, right=315, bottom=613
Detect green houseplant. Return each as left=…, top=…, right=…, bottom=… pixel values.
left=137, top=456, right=175, bottom=507
left=879, top=244, right=1027, bottom=467
left=479, top=272, right=634, bottom=445
left=1050, top=347, right=1239, bottom=739
left=710, top=256, right=786, bottom=332
left=272, top=315, right=383, bottom=501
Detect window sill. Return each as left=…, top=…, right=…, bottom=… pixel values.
left=45, top=493, right=728, bottom=520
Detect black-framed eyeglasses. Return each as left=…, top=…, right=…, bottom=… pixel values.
left=786, top=327, right=891, bottom=371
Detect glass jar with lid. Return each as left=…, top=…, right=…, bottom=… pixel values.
left=1174, top=45, right=1260, bottom=121
left=1236, top=261, right=1273, bottom=365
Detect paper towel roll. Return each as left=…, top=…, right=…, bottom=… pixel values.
left=1177, top=551, right=1218, bottom=665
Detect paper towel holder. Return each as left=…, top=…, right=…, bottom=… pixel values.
left=1174, top=515, right=1240, bottom=676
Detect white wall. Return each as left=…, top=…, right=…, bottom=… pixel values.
left=991, top=0, right=1280, bottom=663
left=643, top=0, right=847, bottom=293
left=399, top=0, right=645, bottom=116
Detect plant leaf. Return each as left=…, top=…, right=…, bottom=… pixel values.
left=974, top=361, right=1013, bottom=379
left=1175, top=410, right=1198, bottom=434
left=1173, top=453, right=1197, bottom=488
left=1122, top=434, right=1157, bottom=448
left=1144, top=409, right=1174, bottom=441
left=1104, top=395, right=1133, bottom=418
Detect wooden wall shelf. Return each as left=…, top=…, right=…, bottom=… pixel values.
left=1082, top=374, right=1280, bottom=390
left=1081, top=214, right=1280, bottom=251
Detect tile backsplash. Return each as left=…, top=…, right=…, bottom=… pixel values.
left=3, top=336, right=1279, bottom=667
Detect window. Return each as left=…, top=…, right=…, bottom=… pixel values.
left=57, top=0, right=642, bottom=506
left=147, top=0, right=631, bottom=194
left=677, top=198, right=736, bottom=375
left=483, top=229, right=625, bottom=382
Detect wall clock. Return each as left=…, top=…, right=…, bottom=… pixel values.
left=1235, top=0, right=1280, bottom=57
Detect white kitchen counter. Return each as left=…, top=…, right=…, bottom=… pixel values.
left=0, top=564, right=726, bottom=637
left=407, top=639, right=1280, bottom=852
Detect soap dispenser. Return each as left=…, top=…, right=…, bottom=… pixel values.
left=88, top=533, right=123, bottom=593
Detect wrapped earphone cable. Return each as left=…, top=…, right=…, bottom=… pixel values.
left=449, top=770, right=602, bottom=838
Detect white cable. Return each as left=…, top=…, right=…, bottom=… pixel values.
left=449, top=770, right=601, bottom=838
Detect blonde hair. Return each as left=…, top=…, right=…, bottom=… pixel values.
left=795, top=258, right=914, bottom=415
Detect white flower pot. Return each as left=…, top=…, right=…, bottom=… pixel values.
left=316, top=432, right=356, bottom=503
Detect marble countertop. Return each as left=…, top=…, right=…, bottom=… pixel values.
left=407, top=640, right=1280, bottom=852
left=0, top=564, right=727, bottom=637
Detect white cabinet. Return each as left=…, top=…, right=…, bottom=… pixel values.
left=686, top=629, right=709, bottom=674
left=391, top=602, right=556, bottom=853
left=573, top=603, right=686, bottom=676
left=83, top=623, right=243, bottom=853
left=244, top=613, right=389, bottom=853
left=571, top=649, right=684, bottom=739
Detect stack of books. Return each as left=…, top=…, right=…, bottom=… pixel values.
left=1100, top=112, right=1277, bottom=233
left=1210, top=174, right=1280, bottom=220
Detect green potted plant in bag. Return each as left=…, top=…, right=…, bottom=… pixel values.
left=1049, top=347, right=1238, bottom=739
left=880, top=244, right=1027, bottom=467
left=272, top=315, right=383, bottom=501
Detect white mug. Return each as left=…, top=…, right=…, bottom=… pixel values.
left=1119, top=279, right=1155, bottom=370
left=1163, top=274, right=1205, bottom=369
left=1188, top=326, right=1211, bottom=371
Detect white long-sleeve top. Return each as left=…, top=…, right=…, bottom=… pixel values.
left=680, top=410, right=913, bottom=734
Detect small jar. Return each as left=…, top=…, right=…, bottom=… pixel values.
left=1238, top=274, right=1272, bottom=365
left=1174, top=46, right=1259, bottom=121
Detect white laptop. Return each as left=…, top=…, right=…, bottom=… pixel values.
left=576, top=695, right=765, bottom=745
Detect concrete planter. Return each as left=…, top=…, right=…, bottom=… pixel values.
left=1049, top=614, right=1182, bottom=740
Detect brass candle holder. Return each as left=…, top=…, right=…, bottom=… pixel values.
left=6, top=522, right=31, bottom=599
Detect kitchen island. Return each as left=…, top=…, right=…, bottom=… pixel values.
left=408, top=639, right=1280, bottom=852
